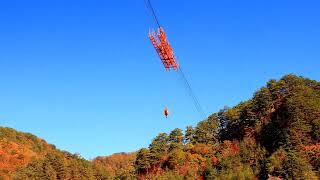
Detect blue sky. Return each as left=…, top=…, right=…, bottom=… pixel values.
left=0, top=0, right=319, bottom=159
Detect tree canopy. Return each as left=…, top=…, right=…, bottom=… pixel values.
left=1, top=74, right=319, bottom=179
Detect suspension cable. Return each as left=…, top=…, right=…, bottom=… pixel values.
left=177, top=67, right=207, bottom=119
left=144, top=0, right=161, bottom=28
left=145, top=0, right=207, bottom=119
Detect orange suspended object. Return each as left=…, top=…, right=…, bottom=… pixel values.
left=145, top=0, right=207, bottom=119
left=149, top=27, right=179, bottom=71
left=164, top=107, right=169, bottom=118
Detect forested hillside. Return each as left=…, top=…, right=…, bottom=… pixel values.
left=93, top=153, right=136, bottom=179
left=0, top=74, right=319, bottom=179
left=0, top=127, right=112, bottom=180
left=134, top=74, right=320, bottom=179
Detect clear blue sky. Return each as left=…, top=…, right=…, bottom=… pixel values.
left=0, top=0, right=319, bottom=159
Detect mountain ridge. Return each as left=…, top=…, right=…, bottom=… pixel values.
left=0, top=74, right=319, bottom=179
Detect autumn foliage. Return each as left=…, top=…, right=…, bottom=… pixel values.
left=135, top=74, right=320, bottom=179
left=0, top=74, right=319, bottom=179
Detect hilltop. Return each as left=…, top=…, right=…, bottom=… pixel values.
left=134, top=74, right=320, bottom=179
left=0, top=127, right=114, bottom=179
left=0, top=74, right=319, bottom=179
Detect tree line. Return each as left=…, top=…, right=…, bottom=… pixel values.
left=1, top=74, right=319, bottom=179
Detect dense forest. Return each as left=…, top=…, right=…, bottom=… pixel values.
left=0, top=74, right=319, bottom=179
left=0, top=126, right=112, bottom=180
